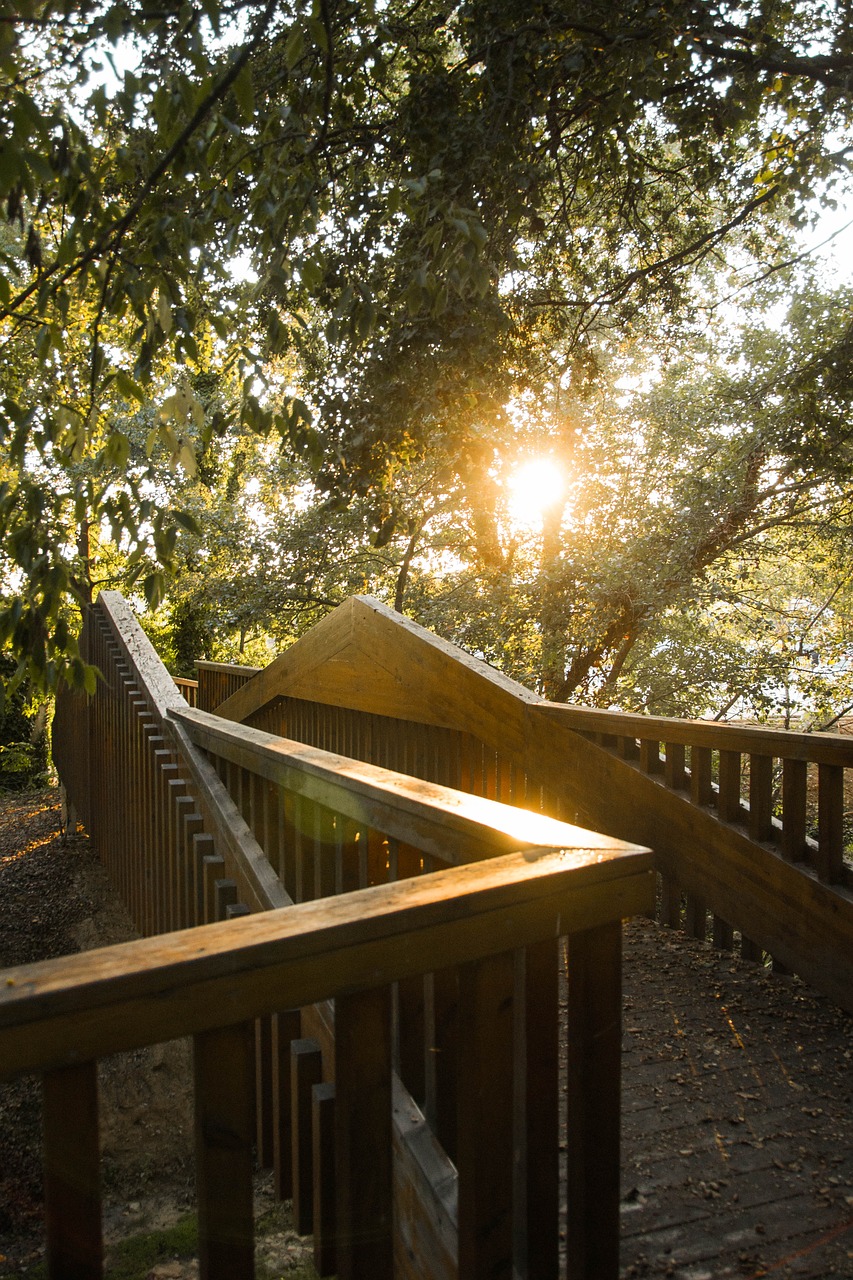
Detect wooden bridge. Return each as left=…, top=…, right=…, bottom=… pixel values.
left=1, top=592, right=851, bottom=1280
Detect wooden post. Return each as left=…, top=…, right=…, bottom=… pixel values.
left=718, top=750, right=742, bottom=824
left=256, top=1016, right=274, bottom=1169
left=781, top=758, right=808, bottom=862
left=748, top=753, right=774, bottom=843
left=312, top=1083, right=337, bottom=1277
left=424, top=966, right=458, bottom=1161
left=272, top=1010, right=302, bottom=1201
left=664, top=741, right=686, bottom=791
left=689, top=744, right=713, bottom=806
left=43, top=1061, right=102, bottom=1280
left=291, top=1038, right=323, bottom=1233
left=194, top=1022, right=255, bottom=1280
left=817, top=763, right=844, bottom=883
left=565, top=922, right=622, bottom=1280
left=516, top=940, right=559, bottom=1279
left=457, top=950, right=515, bottom=1280
left=335, top=986, right=393, bottom=1280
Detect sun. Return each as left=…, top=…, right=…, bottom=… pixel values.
left=506, top=458, right=566, bottom=530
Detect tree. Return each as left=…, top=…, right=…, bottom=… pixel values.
left=1, top=0, right=851, bottom=704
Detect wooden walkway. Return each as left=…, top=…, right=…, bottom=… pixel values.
left=618, top=919, right=853, bottom=1279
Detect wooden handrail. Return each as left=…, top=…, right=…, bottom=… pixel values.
left=172, top=704, right=633, bottom=869
left=0, top=839, right=652, bottom=1280
left=0, top=844, right=652, bottom=1078
left=540, top=701, right=853, bottom=766
left=192, top=594, right=851, bottom=1015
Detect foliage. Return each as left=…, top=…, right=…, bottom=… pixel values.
left=1, top=0, right=852, bottom=720
left=0, top=652, right=48, bottom=789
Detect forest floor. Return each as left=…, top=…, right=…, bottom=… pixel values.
left=1, top=785, right=852, bottom=1279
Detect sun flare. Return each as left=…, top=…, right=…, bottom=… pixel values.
left=506, top=458, right=566, bottom=529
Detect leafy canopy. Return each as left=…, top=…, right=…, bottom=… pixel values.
left=1, top=0, right=851, bottom=705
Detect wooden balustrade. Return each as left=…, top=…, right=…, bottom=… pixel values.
left=46, top=588, right=853, bottom=1280
left=204, top=596, right=852, bottom=1015
left=49, top=591, right=655, bottom=1279
left=1, top=840, right=652, bottom=1280
left=195, top=661, right=261, bottom=712
left=174, top=676, right=199, bottom=707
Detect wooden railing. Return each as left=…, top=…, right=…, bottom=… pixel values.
left=45, top=591, right=653, bottom=1280
left=207, top=596, right=853, bottom=1015
left=196, top=660, right=261, bottom=712
left=174, top=675, right=199, bottom=706
left=0, top=842, right=652, bottom=1280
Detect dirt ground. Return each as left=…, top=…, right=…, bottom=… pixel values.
left=0, top=786, right=314, bottom=1278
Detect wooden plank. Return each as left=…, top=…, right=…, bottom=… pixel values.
left=256, top=1015, right=274, bottom=1169
left=689, top=745, right=713, bottom=806
left=538, top=700, right=853, bottom=766
left=424, top=967, right=458, bottom=1161
left=172, top=706, right=633, bottom=871
left=0, top=848, right=655, bottom=1078
left=194, top=1022, right=254, bottom=1280
left=391, top=1075, right=457, bottom=1280
left=664, top=742, right=687, bottom=791
left=312, top=1082, right=337, bottom=1277
left=335, top=986, right=393, bottom=1280
left=43, top=1061, right=102, bottom=1280
left=817, top=763, right=844, bottom=883
left=565, top=922, right=622, bottom=1280
left=718, top=750, right=742, bottom=824
left=520, top=940, right=561, bottom=1273
left=457, top=950, right=514, bottom=1280
left=781, top=758, right=808, bottom=862
left=748, top=753, right=774, bottom=843
left=292, top=1038, right=323, bottom=1233
left=272, top=1009, right=302, bottom=1201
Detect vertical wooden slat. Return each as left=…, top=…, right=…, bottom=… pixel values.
left=664, top=741, right=686, bottom=791
left=817, top=762, right=844, bottom=883
left=516, top=940, right=559, bottom=1279
left=659, top=874, right=681, bottom=929
left=335, top=986, right=393, bottom=1280
left=781, top=758, right=808, bottom=862
left=272, top=1010, right=302, bottom=1201
left=718, top=750, right=742, bottom=823
left=256, top=1015, right=274, bottom=1169
left=194, top=1022, right=254, bottom=1280
left=312, top=1083, right=338, bottom=1278
left=689, top=744, right=713, bottom=806
left=748, top=753, right=774, bottom=843
left=202, top=853, right=225, bottom=924
left=639, top=739, right=663, bottom=775
left=214, top=877, right=238, bottom=921
left=43, top=1061, right=102, bottom=1280
left=565, top=922, right=622, bottom=1280
left=712, top=915, right=734, bottom=951
left=684, top=894, right=707, bottom=941
left=291, top=1038, right=323, bottom=1233
left=424, top=966, right=458, bottom=1161
left=192, top=833, right=215, bottom=926
left=457, top=950, right=515, bottom=1280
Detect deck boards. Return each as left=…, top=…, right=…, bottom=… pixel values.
left=617, top=918, right=853, bottom=1279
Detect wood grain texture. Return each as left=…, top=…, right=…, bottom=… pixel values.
left=0, top=847, right=653, bottom=1079
left=43, top=1061, right=102, bottom=1280
left=194, top=1022, right=254, bottom=1280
